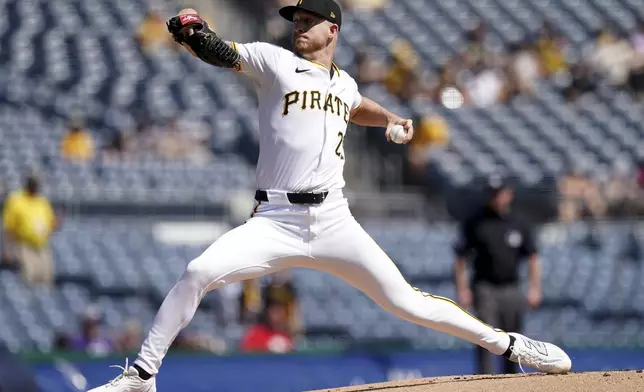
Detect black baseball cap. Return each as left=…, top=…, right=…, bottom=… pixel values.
left=279, top=0, right=342, bottom=29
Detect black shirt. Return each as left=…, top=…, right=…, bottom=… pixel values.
left=453, top=207, right=537, bottom=285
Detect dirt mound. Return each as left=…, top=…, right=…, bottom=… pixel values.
left=309, top=371, right=644, bottom=392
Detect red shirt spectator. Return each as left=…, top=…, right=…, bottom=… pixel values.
left=240, top=323, right=293, bottom=353
left=240, top=302, right=293, bottom=354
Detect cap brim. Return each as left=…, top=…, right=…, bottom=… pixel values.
left=279, top=6, right=298, bottom=22
left=279, top=5, right=332, bottom=24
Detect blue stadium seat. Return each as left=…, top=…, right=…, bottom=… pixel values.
left=1, top=216, right=643, bottom=351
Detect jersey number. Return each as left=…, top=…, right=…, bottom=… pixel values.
left=335, top=132, right=345, bottom=160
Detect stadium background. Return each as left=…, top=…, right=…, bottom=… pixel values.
left=0, top=0, right=643, bottom=390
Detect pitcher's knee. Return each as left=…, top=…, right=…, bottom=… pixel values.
left=182, top=257, right=217, bottom=290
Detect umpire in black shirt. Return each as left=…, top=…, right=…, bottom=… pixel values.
left=453, top=177, right=542, bottom=374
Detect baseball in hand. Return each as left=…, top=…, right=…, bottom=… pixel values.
left=389, top=124, right=407, bottom=144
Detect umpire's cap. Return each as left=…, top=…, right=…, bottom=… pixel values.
left=280, top=0, right=342, bottom=29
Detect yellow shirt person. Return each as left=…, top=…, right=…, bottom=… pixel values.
left=2, top=177, right=57, bottom=285
left=411, top=115, right=449, bottom=148
left=406, top=115, right=450, bottom=185
left=60, top=127, right=95, bottom=162
left=136, top=11, right=175, bottom=54
left=3, top=189, right=55, bottom=249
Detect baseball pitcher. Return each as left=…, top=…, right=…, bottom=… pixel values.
left=89, top=1, right=571, bottom=390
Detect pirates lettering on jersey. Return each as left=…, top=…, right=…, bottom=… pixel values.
left=324, top=94, right=334, bottom=114
left=310, top=91, right=322, bottom=110
left=282, top=90, right=351, bottom=123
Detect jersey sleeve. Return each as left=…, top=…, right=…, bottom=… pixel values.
left=351, top=84, right=363, bottom=110
left=231, top=42, right=283, bottom=85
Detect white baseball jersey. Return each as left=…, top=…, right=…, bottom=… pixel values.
left=231, top=42, right=363, bottom=192
left=131, top=43, right=527, bottom=381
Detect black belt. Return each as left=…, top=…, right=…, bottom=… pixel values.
left=255, top=190, right=329, bottom=205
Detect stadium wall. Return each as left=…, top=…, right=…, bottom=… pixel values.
left=25, top=348, right=644, bottom=392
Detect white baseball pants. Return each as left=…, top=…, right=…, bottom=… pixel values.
left=134, top=190, right=510, bottom=374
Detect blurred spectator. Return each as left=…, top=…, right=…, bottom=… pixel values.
left=461, top=23, right=497, bottom=69
left=407, top=115, right=449, bottom=184
left=464, top=63, right=508, bottom=107
left=557, top=165, right=606, bottom=222
left=536, top=23, right=569, bottom=77
left=240, top=301, right=294, bottom=354
left=602, top=160, right=643, bottom=217
left=115, top=320, right=143, bottom=353
left=70, top=308, right=115, bottom=357
left=1, top=175, right=59, bottom=286
left=355, top=49, right=387, bottom=86
left=430, top=65, right=470, bottom=107
left=384, top=39, right=422, bottom=101
left=136, top=10, right=175, bottom=54
left=239, top=279, right=262, bottom=324
left=262, top=271, right=302, bottom=336
left=102, top=131, right=131, bottom=161
left=129, top=120, right=159, bottom=156
left=506, top=41, right=543, bottom=98
left=156, top=117, right=212, bottom=164
left=170, top=331, right=227, bottom=354
left=155, top=123, right=184, bottom=160
left=638, top=159, right=644, bottom=189
left=563, top=62, right=597, bottom=103
left=587, top=27, right=635, bottom=86
left=60, top=118, right=95, bottom=162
